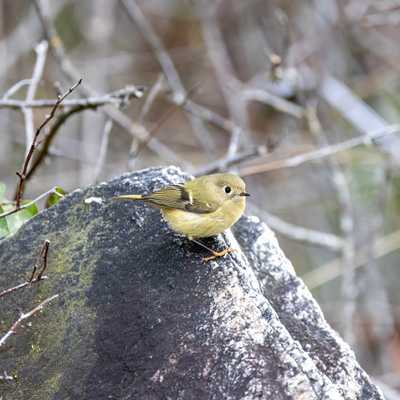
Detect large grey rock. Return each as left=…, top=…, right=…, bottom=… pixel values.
left=0, top=166, right=383, bottom=400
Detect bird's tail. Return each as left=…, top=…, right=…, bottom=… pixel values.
left=113, top=194, right=144, bottom=201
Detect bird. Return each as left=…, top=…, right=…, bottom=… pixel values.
left=114, top=173, right=250, bottom=261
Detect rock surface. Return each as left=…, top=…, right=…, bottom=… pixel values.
left=0, top=166, right=383, bottom=400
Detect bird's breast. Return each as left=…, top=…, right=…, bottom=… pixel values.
left=161, top=197, right=246, bottom=239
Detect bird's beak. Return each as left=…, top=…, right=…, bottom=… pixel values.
left=240, top=192, right=250, bottom=197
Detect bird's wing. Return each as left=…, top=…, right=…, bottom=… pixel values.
left=146, top=184, right=218, bottom=213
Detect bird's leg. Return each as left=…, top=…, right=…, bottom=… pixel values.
left=202, top=248, right=236, bottom=262
left=190, top=238, right=236, bottom=262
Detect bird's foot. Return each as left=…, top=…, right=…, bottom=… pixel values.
left=202, top=247, right=237, bottom=262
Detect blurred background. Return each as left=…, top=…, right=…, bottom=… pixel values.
left=1, top=0, right=400, bottom=393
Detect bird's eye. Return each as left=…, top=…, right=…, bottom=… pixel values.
left=224, top=186, right=232, bottom=194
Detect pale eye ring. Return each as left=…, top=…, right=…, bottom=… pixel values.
left=224, top=186, right=232, bottom=194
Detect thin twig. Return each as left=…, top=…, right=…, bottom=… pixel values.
left=129, top=83, right=202, bottom=168
left=320, top=75, right=400, bottom=164
left=241, top=86, right=304, bottom=119
left=2, top=79, right=32, bottom=100
left=24, top=104, right=97, bottom=183
left=36, top=239, right=50, bottom=280
left=105, top=105, right=190, bottom=167
left=130, top=97, right=185, bottom=162
left=0, top=240, right=50, bottom=298
left=128, top=74, right=165, bottom=167
left=240, top=124, right=400, bottom=176
left=0, top=85, right=145, bottom=109
left=0, top=186, right=64, bottom=219
left=139, top=74, right=164, bottom=123
left=195, top=146, right=267, bottom=176
left=22, top=40, right=49, bottom=158
left=27, top=240, right=49, bottom=282
left=251, top=204, right=344, bottom=251
left=0, top=276, right=49, bottom=299
left=0, top=294, right=58, bottom=348
left=182, top=99, right=236, bottom=133
left=14, top=79, right=81, bottom=208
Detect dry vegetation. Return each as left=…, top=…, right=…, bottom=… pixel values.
left=1, top=0, right=400, bottom=395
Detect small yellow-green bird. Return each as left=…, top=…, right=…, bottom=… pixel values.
left=114, top=173, right=249, bottom=261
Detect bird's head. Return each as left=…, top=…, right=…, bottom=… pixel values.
left=203, top=173, right=250, bottom=204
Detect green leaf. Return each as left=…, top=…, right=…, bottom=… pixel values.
left=0, top=205, right=10, bottom=238
left=0, top=182, right=6, bottom=202
left=0, top=202, right=39, bottom=238
left=45, top=186, right=66, bottom=208
left=5, top=202, right=39, bottom=236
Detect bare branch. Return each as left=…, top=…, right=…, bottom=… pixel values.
left=0, top=86, right=145, bottom=186
left=130, top=94, right=189, bottom=163
left=25, top=104, right=97, bottom=183
left=252, top=205, right=344, bottom=251
left=195, top=146, right=267, bottom=176
left=241, top=86, right=304, bottom=119
left=0, top=276, right=49, bottom=299
left=106, top=105, right=190, bottom=168
left=139, top=74, right=164, bottom=123
left=0, top=240, right=50, bottom=298
left=14, top=79, right=81, bottom=208
left=0, top=294, right=58, bottom=348
left=128, top=74, right=166, bottom=167
left=240, top=124, right=400, bottom=176
left=2, top=79, right=32, bottom=100
left=0, top=186, right=64, bottom=219
left=36, top=239, right=50, bottom=280
left=320, top=75, right=400, bottom=164
left=181, top=99, right=236, bottom=133
left=0, top=238, right=53, bottom=350
left=22, top=40, right=49, bottom=158
left=0, top=85, right=145, bottom=109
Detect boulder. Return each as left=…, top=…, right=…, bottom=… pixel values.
left=0, top=166, right=383, bottom=399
